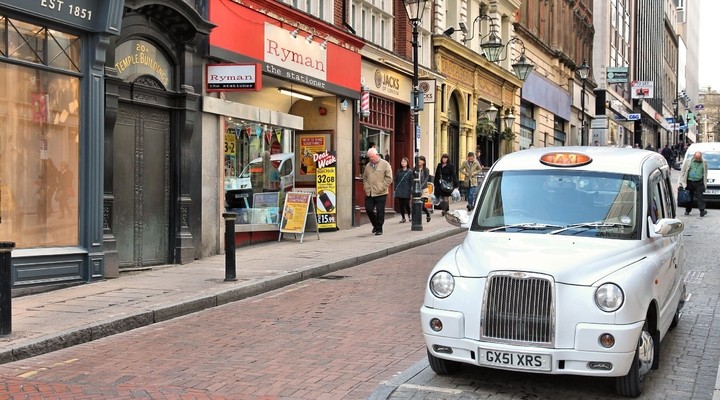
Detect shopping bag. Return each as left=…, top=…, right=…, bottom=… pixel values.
left=677, top=186, right=691, bottom=207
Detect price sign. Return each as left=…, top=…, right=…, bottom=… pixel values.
left=315, top=151, right=338, bottom=231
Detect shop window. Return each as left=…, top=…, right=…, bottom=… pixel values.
left=223, top=120, right=294, bottom=228
left=0, top=64, right=80, bottom=248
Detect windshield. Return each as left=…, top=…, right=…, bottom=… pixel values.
left=472, top=170, right=641, bottom=239
left=703, top=151, right=720, bottom=169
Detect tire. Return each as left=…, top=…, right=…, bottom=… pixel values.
left=427, top=348, right=460, bottom=375
left=616, top=321, right=654, bottom=397
left=669, top=308, right=681, bottom=329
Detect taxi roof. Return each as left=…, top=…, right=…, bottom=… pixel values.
left=493, top=146, right=661, bottom=175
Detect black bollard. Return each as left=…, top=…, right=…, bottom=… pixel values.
left=222, top=212, right=238, bottom=282
left=0, top=241, right=16, bottom=335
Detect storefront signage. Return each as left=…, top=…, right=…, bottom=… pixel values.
left=627, top=113, right=641, bottom=121
left=361, top=63, right=411, bottom=103
left=264, top=23, right=327, bottom=83
left=631, top=81, right=654, bottom=99
left=209, top=0, right=361, bottom=99
left=280, top=192, right=312, bottom=233
left=315, top=151, right=337, bottom=231
left=207, top=64, right=262, bottom=92
left=419, top=79, right=436, bottom=103
left=607, top=67, right=629, bottom=84
left=0, top=0, right=123, bottom=33
left=114, top=40, right=172, bottom=88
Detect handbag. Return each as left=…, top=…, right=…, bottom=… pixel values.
left=677, top=186, right=691, bottom=207
left=439, top=177, right=454, bottom=193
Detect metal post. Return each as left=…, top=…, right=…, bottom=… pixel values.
left=580, top=80, right=586, bottom=146
left=410, top=20, right=423, bottom=231
left=222, top=213, right=237, bottom=282
left=0, top=241, right=16, bottom=335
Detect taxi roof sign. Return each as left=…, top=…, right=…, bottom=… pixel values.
left=540, top=152, right=593, bottom=167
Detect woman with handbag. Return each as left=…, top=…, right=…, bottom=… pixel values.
left=415, top=155, right=432, bottom=222
left=434, top=154, right=458, bottom=216
left=395, top=157, right=413, bottom=223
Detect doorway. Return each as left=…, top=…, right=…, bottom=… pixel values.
left=113, top=104, right=171, bottom=269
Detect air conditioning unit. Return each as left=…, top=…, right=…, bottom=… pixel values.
left=677, top=7, right=686, bottom=23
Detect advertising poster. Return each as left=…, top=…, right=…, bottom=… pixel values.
left=315, top=151, right=337, bottom=231
left=295, top=131, right=331, bottom=183
left=279, top=192, right=312, bottom=233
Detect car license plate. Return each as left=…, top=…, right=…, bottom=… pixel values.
left=478, top=348, right=551, bottom=371
left=705, top=189, right=719, bottom=195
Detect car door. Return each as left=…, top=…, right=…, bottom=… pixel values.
left=647, top=169, right=675, bottom=314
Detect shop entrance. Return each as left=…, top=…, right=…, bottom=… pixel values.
left=113, top=103, right=171, bottom=269
left=447, top=95, right=461, bottom=168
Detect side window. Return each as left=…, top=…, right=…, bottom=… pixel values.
left=661, top=173, right=676, bottom=218
left=648, top=173, right=665, bottom=224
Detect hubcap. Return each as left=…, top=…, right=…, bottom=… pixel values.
left=637, top=330, right=654, bottom=376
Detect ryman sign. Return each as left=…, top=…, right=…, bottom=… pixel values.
left=206, top=64, right=262, bottom=92
left=264, top=23, right=327, bottom=89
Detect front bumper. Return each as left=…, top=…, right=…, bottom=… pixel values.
left=421, top=306, right=644, bottom=377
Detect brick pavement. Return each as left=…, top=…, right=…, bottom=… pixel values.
left=0, top=202, right=465, bottom=366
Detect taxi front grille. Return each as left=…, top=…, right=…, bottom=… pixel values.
left=481, top=273, right=555, bottom=346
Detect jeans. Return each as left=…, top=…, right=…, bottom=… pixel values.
left=467, top=186, right=477, bottom=208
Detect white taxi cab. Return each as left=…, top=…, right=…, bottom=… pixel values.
left=422, top=147, right=686, bottom=397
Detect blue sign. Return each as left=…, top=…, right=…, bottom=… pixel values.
left=627, top=113, right=641, bottom=121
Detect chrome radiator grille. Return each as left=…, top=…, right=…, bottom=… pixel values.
left=481, top=273, right=554, bottom=346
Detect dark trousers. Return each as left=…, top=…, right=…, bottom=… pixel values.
left=365, top=195, right=387, bottom=231
left=397, top=197, right=411, bottom=219
left=686, top=179, right=706, bottom=212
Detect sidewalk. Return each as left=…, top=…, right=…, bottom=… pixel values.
left=0, top=203, right=466, bottom=364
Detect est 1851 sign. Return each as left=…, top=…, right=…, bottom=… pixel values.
left=0, top=0, right=124, bottom=33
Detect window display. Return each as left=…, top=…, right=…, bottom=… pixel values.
left=0, top=19, right=81, bottom=248
left=223, top=119, right=294, bottom=230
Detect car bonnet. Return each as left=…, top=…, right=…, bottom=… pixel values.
left=453, top=233, right=645, bottom=286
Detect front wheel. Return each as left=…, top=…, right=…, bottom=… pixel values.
left=616, top=322, right=654, bottom=397
left=427, top=349, right=460, bottom=375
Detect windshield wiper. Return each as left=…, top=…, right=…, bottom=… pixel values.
left=486, top=223, right=564, bottom=232
left=549, top=221, right=632, bottom=235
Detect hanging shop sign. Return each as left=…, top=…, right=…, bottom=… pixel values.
left=315, top=151, right=337, bottom=231
left=207, top=64, right=262, bottom=92
left=631, top=81, right=654, bottom=99
left=419, top=79, right=436, bottom=103
left=607, top=67, right=629, bottom=84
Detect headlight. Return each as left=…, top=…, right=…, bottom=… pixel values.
left=430, top=271, right=455, bottom=298
left=595, top=283, right=624, bottom=312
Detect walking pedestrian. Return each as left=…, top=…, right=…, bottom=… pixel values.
left=363, top=147, right=393, bottom=235
left=679, top=151, right=708, bottom=217
left=433, top=154, right=458, bottom=216
left=459, top=152, right=482, bottom=211
left=661, top=144, right=674, bottom=166
left=394, top=157, right=413, bottom=223
left=415, top=155, right=432, bottom=222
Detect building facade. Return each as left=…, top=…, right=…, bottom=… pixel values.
left=592, top=0, right=637, bottom=147
left=0, top=0, right=124, bottom=288
left=516, top=0, right=593, bottom=149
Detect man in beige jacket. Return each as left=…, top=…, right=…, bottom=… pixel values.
left=363, top=147, right=393, bottom=235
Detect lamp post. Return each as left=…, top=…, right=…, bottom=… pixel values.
left=404, top=0, right=427, bottom=231
left=577, top=60, right=590, bottom=146
left=673, top=97, right=679, bottom=149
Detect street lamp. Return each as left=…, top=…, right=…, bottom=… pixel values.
left=403, top=0, right=428, bottom=231
left=576, top=60, right=590, bottom=146
left=673, top=97, right=679, bottom=149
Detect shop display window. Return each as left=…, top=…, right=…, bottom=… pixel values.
left=223, top=120, right=294, bottom=230
left=0, top=19, right=81, bottom=248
